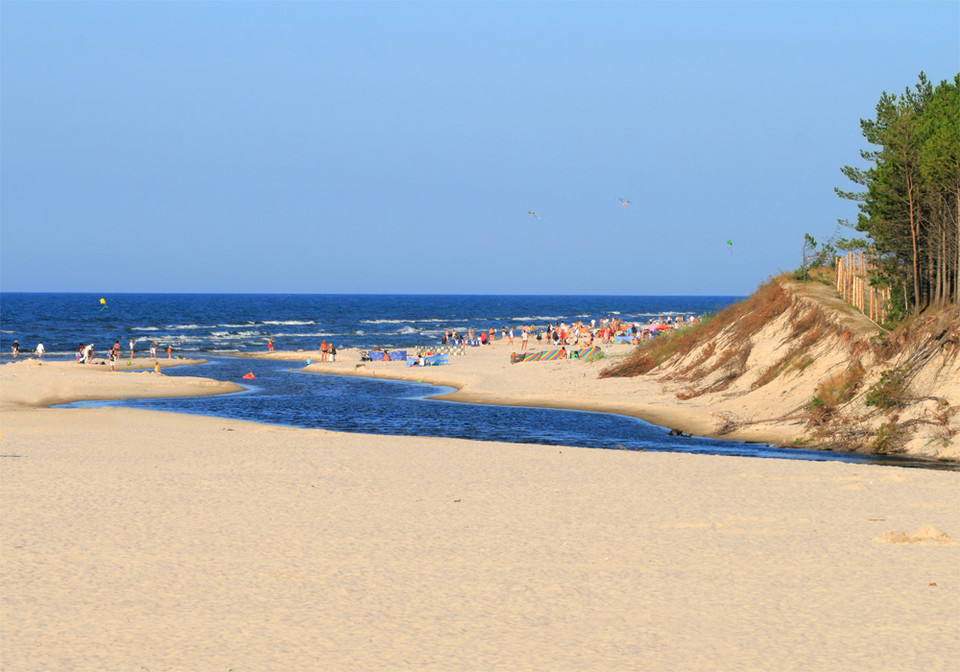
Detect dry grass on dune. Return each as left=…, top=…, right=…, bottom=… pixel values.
left=600, top=278, right=793, bottom=380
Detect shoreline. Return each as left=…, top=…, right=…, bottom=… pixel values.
left=0, top=357, right=242, bottom=410
left=230, top=345, right=858, bottom=453
left=8, top=346, right=956, bottom=467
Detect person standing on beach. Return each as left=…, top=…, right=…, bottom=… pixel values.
left=150, top=342, right=157, bottom=359
left=268, top=337, right=274, bottom=352
left=11, top=340, right=20, bottom=358
left=520, top=327, right=528, bottom=351
left=319, top=340, right=330, bottom=362
left=129, top=338, right=135, bottom=360
left=35, top=342, right=45, bottom=359
left=167, top=344, right=172, bottom=359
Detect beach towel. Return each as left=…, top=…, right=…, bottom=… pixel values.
left=514, top=346, right=600, bottom=363
left=406, top=353, right=449, bottom=366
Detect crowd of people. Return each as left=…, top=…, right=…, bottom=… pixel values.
left=440, top=315, right=701, bottom=351
left=8, top=337, right=175, bottom=374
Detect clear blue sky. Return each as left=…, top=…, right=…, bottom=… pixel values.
left=2, top=1, right=957, bottom=295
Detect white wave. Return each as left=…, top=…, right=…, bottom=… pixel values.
left=624, top=311, right=698, bottom=319
left=206, top=331, right=265, bottom=341
left=512, top=315, right=570, bottom=323
left=359, top=318, right=448, bottom=325
left=131, top=326, right=160, bottom=332
left=262, top=320, right=318, bottom=326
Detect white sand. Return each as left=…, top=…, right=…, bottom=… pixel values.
left=1, top=358, right=958, bottom=671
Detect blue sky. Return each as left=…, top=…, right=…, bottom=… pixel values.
left=2, top=1, right=957, bottom=295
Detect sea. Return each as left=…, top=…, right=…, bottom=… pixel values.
left=1, top=292, right=951, bottom=470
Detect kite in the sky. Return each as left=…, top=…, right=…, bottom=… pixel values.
left=527, top=211, right=541, bottom=220
left=726, top=240, right=734, bottom=255
left=618, top=198, right=631, bottom=207
left=99, top=298, right=108, bottom=311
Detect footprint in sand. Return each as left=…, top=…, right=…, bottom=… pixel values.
left=875, top=524, right=956, bottom=544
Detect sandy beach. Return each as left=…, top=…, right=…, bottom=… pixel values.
left=1, top=356, right=958, bottom=671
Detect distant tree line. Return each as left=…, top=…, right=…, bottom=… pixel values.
left=837, top=72, right=959, bottom=317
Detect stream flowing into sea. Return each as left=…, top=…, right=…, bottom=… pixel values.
left=2, top=293, right=951, bottom=470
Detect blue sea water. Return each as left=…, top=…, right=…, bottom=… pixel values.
left=0, top=292, right=733, bottom=357
left=1, top=293, right=949, bottom=469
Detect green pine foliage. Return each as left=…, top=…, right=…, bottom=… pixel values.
left=836, top=73, right=960, bottom=317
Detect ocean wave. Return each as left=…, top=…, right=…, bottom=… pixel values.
left=261, top=320, right=318, bottom=326
left=207, top=331, right=267, bottom=340
left=512, top=315, right=575, bottom=323
left=623, top=311, right=698, bottom=319
left=269, top=332, right=337, bottom=338
left=359, top=318, right=447, bottom=325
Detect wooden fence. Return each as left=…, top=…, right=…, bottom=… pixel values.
left=835, top=250, right=891, bottom=324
